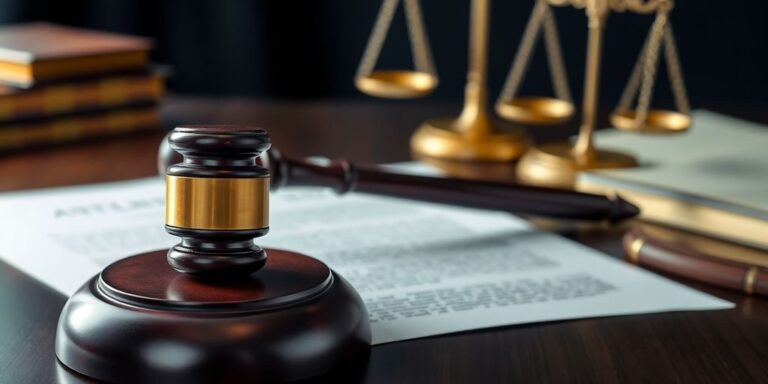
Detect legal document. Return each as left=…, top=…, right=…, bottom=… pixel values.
left=0, top=177, right=732, bottom=344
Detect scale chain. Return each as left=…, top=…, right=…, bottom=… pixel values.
left=356, top=0, right=400, bottom=79
left=499, top=1, right=572, bottom=103
left=403, top=0, right=436, bottom=75
left=663, top=23, right=690, bottom=114
left=547, top=0, right=670, bottom=14
left=356, top=0, right=435, bottom=79
left=614, top=16, right=656, bottom=113
left=615, top=8, right=685, bottom=128
left=613, top=0, right=689, bottom=130
left=542, top=5, right=573, bottom=102
left=499, top=1, right=548, bottom=102
left=635, top=10, right=667, bottom=126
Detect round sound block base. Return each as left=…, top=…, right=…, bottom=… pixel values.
left=55, top=249, right=371, bottom=383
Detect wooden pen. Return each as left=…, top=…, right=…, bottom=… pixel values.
left=623, top=224, right=768, bottom=296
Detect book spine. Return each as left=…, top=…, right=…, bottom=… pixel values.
left=0, top=107, right=158, bottom=151
left=32, top=51, right=150, bottom=83
left=0, top=74, right=163, bottom=122
left=0, top=51, right=150, bottom=88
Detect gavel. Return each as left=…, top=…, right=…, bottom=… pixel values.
left=58, top=126, right=370, bottom=382
left=158, top=136, right=639, bottom=222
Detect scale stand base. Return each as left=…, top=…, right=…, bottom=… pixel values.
left=516, top=142, right=637, bottom=188
left=55, top=249, right=370, bottom=384
left=411, top=117, right=529, bottom=162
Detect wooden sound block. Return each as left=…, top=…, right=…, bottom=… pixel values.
left=55, top=248, right=371, bottom=383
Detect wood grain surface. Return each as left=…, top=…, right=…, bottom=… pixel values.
left=1, top=98, right=767, bottom=383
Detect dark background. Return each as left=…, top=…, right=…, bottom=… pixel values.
left=0, top=0, right=763, bottom=106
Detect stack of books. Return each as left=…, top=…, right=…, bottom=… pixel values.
left=577, top=110, right=767, bottom=251
left=0, top=22, right=163, bottom=151
left=578, top=111, right=768, bottom=294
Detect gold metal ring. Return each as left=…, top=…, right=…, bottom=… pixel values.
left=627, top=237, right=645, bottom=265
left=744, top=267, right=759, bottom=295
left=166, top=175, right=269, bottom=230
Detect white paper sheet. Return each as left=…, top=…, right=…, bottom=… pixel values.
left=0, top=177, right=732, bottom=344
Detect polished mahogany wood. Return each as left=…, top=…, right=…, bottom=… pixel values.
left=166, top=126, right=272, bottom=276
left=100, top=249, right=332, bottom=308
left=623, top=225, right=768, bottom=297
left=55, top=124, right=371, bottom=383
left=157, top=146, right=640, bottom=222
left=167, top=125, right=271, bottom=178
left=3, top=98, right=768, bottom=384
left=268, top=150, right=639, bottom=222
left=166, top=226, right=270, bottom=277
left=57, top=250, right=369, bottom=383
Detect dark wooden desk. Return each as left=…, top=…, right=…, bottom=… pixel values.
left=1, top=98, right=767, bottom=383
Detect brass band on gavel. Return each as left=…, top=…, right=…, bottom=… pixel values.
left=166, top=175, right=269, bottom=231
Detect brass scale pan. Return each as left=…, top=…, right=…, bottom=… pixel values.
left=355, top=70, right=437, bottom=99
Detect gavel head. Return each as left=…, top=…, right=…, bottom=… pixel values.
left=164, top=125, right=271, bottom=277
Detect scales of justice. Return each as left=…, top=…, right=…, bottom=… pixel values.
left=355, top=0, right=691, bottom=188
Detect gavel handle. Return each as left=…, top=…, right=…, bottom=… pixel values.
left=267, top=150, right=638, bottom=222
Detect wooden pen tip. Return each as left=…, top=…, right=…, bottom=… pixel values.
left=611, top=194, right=641, bottom=222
